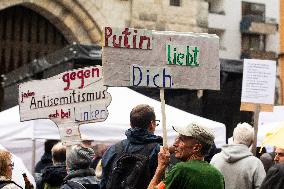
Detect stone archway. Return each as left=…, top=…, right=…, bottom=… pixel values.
left=0, top=0, right=102, bottom=44
left=0, top=0, right=103, bottom=110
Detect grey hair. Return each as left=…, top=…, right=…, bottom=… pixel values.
left=66, top=144, right=94, bottom=171
left=233, top=122, right=254, bottom=147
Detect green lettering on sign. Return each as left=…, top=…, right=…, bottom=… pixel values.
left=167, top=43, right=200, bottom=67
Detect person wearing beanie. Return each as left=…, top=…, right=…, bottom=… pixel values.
left=148, top=122, right=224, bottom=189
left=60, top=145, right=99, bottom=189
left=210, top=122, right=266, bottom=189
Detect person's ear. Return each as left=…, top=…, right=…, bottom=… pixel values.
left=148, top=121, right=155, bottom=132
left=193, top=144, right=202, bottom=152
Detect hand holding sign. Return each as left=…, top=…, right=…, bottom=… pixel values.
left=19, top=66, right=111, bottom=145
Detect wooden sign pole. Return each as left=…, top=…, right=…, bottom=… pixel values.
left=160, top=89, right=167, bottom=147
left=252, top=104, right=261, bottom=156
left=56, top=121, right=82, bottom=159
left=31, top=139, right=36, bottom=176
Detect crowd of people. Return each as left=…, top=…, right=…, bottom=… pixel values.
left=0, top=103, right=283, bottom=189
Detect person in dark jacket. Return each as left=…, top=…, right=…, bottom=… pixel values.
left=100, top=104, right=163, bottom=189
left=35, top=140, right=59, bottom=188
left=60, top=144, right=99, bottom=189
left=260, top=150, right=276, bottom=172
left=35, top=140, right=60, bottom=173
left=40, top=142, right=67, bottom=189
left=260, top=147, right=284, bottom=189
left=204, top=142, right=221, bottom=163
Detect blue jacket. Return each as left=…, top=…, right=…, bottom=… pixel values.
left=100, top=128, right=163, bottom=189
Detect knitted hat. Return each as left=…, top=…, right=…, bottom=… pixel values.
left=173, top=122, right=215, bottom=145
left=66, top=145, right=94, bottom=171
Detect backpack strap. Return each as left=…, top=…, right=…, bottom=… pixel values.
left=143, top=142, right=159, bottom=156
left=113, top=140, right=129, bottom=160
left=0, top=181, right=11, bottom=189
left=0, top=180, right=23, bottom=189
left=65, top=180, right=86, bottom=189
left=114, top=140, right=158, bottom=157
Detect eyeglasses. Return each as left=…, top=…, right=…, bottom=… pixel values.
left=275, top=153, right=284, bottom=158
left=155, top=120, right=160, bottom=126
left=8, top=162, right=14, bottom=169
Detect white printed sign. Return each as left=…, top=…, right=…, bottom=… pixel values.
left=103, top=27, right=220, bottom=90
left=241, top=59, right=276, bottom=104
left=19, top=66, right=112, bottom=144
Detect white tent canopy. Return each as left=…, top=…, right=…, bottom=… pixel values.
left=0, top=87, right=226, bottom=172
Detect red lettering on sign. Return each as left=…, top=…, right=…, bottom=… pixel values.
left=61, top=109, right=71, bottom=119
left=104, top=27, right=112, bottom=47
left=21, top=90, right=35, bottom=103
left=62, top=68, right=100, bottom=90
left=104, top=27, right=152, bottom=50
left=66, top=128, right=72, bottom=135
left=49, top=110, right=59, bottom=118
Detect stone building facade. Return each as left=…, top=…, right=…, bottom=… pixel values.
left=0, top=0, right=208, bottom=45
left=0, top=0, right=209, bottom=109
left=0, top=1, right=208, bottom=97
left=0, top=0, right=256, bottom=139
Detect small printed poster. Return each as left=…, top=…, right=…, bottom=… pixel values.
left=241, top=59, right=276, bottom=105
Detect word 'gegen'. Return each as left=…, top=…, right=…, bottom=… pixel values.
left=62, top=67, right=100, bottom=90
left=104, top=27, right=152, bottom=50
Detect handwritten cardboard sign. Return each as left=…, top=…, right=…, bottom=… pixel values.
left=166, top=43, right=200, bottom=66
left=103, top=27, right=152, bottom=50
left=240, top=59, right=276, bottom=112
left=130, top=65, right=173, bottom=88
left=102, top=27, right=220, bottom=90
left=19, top=66, right=111, bottom=144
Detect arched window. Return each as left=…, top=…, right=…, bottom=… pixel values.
left=0, top=5, right=68, bottom=75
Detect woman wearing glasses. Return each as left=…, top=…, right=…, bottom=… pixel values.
left=0, top=149, right=22, bottom=189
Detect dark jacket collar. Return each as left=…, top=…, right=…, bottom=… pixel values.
left=125, top=128, right=162, bottom=144
left=64, top=168, right=96, bottom=181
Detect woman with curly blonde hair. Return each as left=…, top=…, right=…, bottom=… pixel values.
left=0, top=149, right=22, bottom=189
